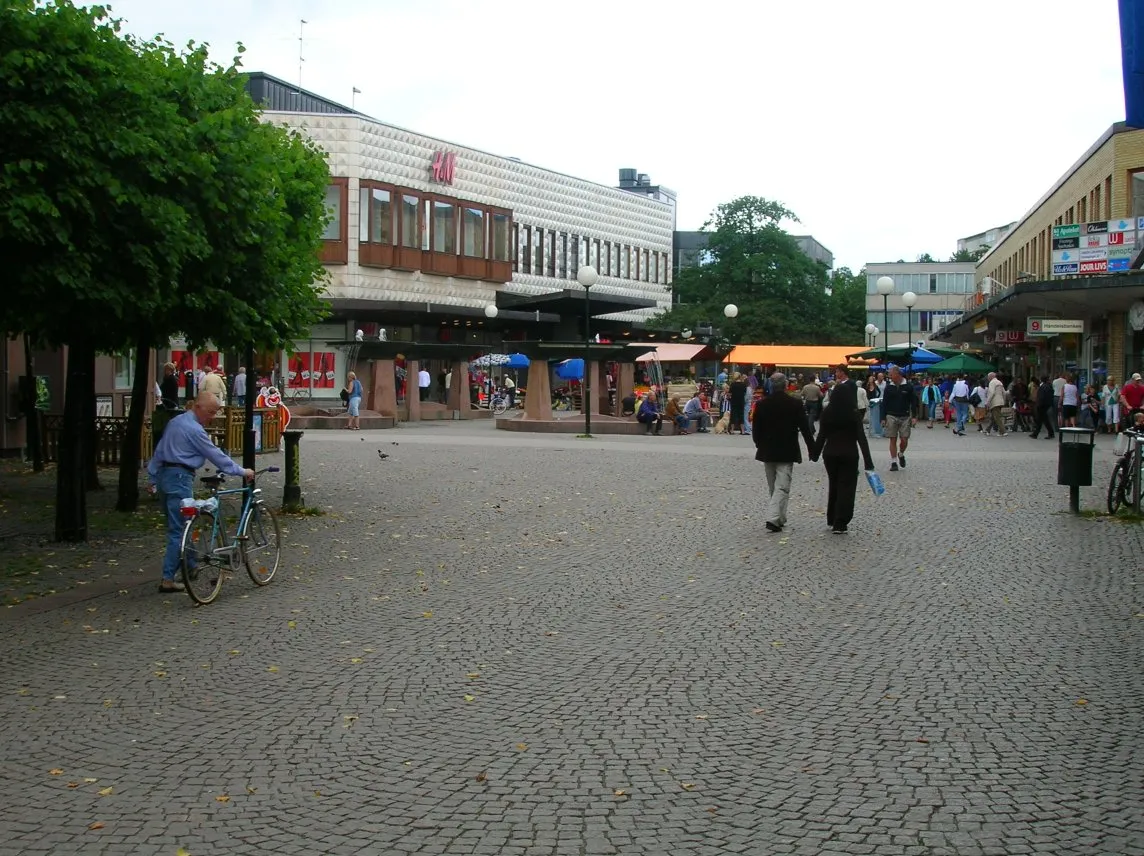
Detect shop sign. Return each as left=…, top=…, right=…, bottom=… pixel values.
left=1109, top=246, right=1134, bottom=259
left=1112, top=217, right=1134, bottom=232
left=1079, top=248, right=1107, bottom=261
left=1080, top=259, right=1108, bottom=274
left=1052, top=219, right=1137, bottom=276
left=995, top=330, right=1026, bottom=344
left=1109, top=257, right=1131, bottom=271
left=1085, top=221, right=1109, bottom=234
left=1109, top=231, right=1128, bottom=245
left=1052, top=249, right=1076, bottom=264
left=1082, top=233, right=1108, bottom=248
left=973, top=318, right=989, bottom=334
left=1052, top=263, right=1079, bottom=275
left=1052, top=236, right=1079, bottom=250
left=1052, top=224, right=1081, bottom=239
left=1028, top=318, right=1084, bottom=335
left=430, top=151, right=456, bottom=185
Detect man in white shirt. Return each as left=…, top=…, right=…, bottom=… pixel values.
left=1052, top=372, right=1067, bottom=422
left=985, top=372, right=1008, bottom=436
left=504, top=374, right=516, bottom=408
left=418, top=367, right=431, bottom=401
left=949, top=374, right=971, bottom=435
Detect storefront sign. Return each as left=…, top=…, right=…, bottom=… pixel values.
left=1079, top=260, right=1108, bottom=274
left=994, top=330, right=1026, bottom=344
left=1051, top=219, right=1137, bottom=276
left=973, top=318, right=989, bottom=334
left=431, top=151, right=456, bottom=185
left=1028, top=318, right=1084, bottom=335
left=1084, top=221, right=1109, bottom=234
left=1109, top=257, right=1132, bottom=271
left=1052, top=224, right=1081, bottom=239
left=1052, top=249, right=1076, bottom=264
left=1052, top=263, right=1079, bottom=275
left=1052, top=236, right=1078, bottom=250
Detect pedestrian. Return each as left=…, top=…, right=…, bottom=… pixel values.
left=810, top=371, right=875, bottom=534
left=418, top=366, right=431, bottom=401
left=802, top=376, right=824, bottom=427
left=147, top=393, right=254, bottom=593
left=752, top=372, right=815, bottom=533
left=1028, top=376, right=1056, bottom=440
left=437, top=369, right=447, bottom=402
left=880, top=366, right=917, bottom=471
left=871, top=372, right=887, bottom=438
left=160, top=361, right=180, bottom=410
left=729, top=373, right=748, bottom=435
left=199, top=365, right=227, bottom=406
left=949, top=373, right=971, bottom=435
left=233, top=366, right=247, bottom=407
left=920, top=377, right=941, bottom=428
left=504, top=374, right=516, bottom=408
left=1121, top=372, right=1144, bottom=423
left=637, top=392, right=663, bottom=435
left=971, top=377, right=988, bottom=430
left=1060, top=374, right=1079, bottom=427
left=344, top=371, right=363, bottom=430
left=984, top=371, right=1008, bottom=436
left=1101, top=376, right=1121, bottom=433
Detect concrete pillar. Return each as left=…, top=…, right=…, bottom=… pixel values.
left=524, top=359, right=552, bottom=420
left=407, top=359, right=421, bottom=422
left=1110, top=311, right=1127, bottom=379
left=616, top=363, right=635, bottom=415
left=449, top=360, right=472, bottom=418
left=370, top=359, right=398, bottom=418
left=580, top=361, right=601, bottom=415
left=597, top=361, right=611, bottom=414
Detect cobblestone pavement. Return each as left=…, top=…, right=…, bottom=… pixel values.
left=1, top=420, right=1143, bottom=856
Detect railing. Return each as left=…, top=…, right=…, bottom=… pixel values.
left=40, top=407, right=281, bottom=464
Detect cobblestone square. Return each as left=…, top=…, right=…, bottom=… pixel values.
left=0, top=422, right=1142, bottom=855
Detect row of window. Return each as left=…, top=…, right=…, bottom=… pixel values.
left=513, top=225, right=670, bottom=286
left=865, top=310, right=962, bottom=334
left=865, top=272, right=976, bottom=296
left=320, top=180, right=669, bottom=286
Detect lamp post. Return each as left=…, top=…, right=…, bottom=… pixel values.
left=576, top=265, right=598, bottom=437
left=901, top=291, right=917, bottom=368
left=723, top=304, right=738, bottom=379
left=865, top=322, right=878, bottom=349
left=875, top=276, right=895, bottom=364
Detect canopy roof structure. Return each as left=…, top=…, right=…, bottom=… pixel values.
left=633, top=343, right=714, bottom=363
left=725, top=345, right=873, bottom=369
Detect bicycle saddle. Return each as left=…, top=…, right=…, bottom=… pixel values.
left=200, top=474, right=225, bottom=486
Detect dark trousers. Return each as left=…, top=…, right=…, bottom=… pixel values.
left=1030, top=405, right=1055, bottom=438
left=824, top=455, right=860, bottom=529
left=638, top=414, right=663, bottom=434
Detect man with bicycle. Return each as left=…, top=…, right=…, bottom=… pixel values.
left=148, top=393, right=254, bottom=594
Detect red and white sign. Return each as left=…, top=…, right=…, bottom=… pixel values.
left=1083, top=233, right=1108, bottom=248
left=1079, top=259, right=1108, bottom=274
left=994, top=330, right=1026, bottom=344
left=431, top=151, right=456, bottom=185
left=1109, top=231, right=1127, bottom=245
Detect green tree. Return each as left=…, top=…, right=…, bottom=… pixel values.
left=949, top=246, right=989, bottom=262
left=655, top=196, right=835, bottom=344
left=916, top=253, right=937, bottom=263
left=826, top=266, right=867, bottom=343
left=1, top=1, right=331, bottom=536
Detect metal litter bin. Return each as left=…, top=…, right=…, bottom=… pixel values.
left=1057, top=426, right=1095, bottom=513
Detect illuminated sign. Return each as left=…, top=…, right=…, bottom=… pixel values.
left=431, top=151, right=456, bottom=185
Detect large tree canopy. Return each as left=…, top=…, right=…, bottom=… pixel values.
left=653, top=196, right=862, bottom=345
left=0, top=0, right=332, bottom=537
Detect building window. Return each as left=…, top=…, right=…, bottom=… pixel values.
left=512, top=223, right=520, bottom=272
left=322, top=183, right=344, bottom=241
left=557, top=233, right=567, bottom=278
left=400, top=193, right=419, bottom=248
left=462, top=207, right=484, bottom=257
left=1131, top=169, right=1144, bottom=220
left=570, top=235, right=580, bottom=277
left=1078, top=197, right=1086, bottom=223
left=113, top=353, right=134, bottom=389
left=547, top=231, right=556, bottom=277
left=432, top=200, right=456, bottom=254
left=492, top=212, right=512, bottom=262
left=621, top=246, right=629, bottom=279
left=651, top=252, right=658, bottom=284
left=533, top=227, right=544, bottom=274
left=642, top=250, right=649, bottom=281
left=929, top=273, right=937, bottom=294
left=522, top=226, right=532, bottom=274
left=359, top=185, right=393, bottom=244
left=1105, top=176, right=1113, bottom=219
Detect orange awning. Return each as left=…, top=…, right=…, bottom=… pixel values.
left=725, top=345, right=873, bottom=369
left=635, top=343, right=709, bottom=362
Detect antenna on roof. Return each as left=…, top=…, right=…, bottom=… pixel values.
left=296, top=19, right=306, bottom=98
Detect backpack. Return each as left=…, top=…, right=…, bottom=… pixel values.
left=969, top=390, right=981, bottom=406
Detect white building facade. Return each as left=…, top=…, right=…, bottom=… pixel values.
left=865, top=262, right=977, bottom=350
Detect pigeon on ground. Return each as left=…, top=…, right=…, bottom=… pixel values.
left=377, top=450, right=390, bottom=460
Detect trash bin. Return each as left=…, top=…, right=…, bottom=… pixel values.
left=1058, top=426, right=1095, bottom=513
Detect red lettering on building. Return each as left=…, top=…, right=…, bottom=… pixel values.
left=1109, top=231, right=1126, bottom=245
left=431, top=151, right=456, bottom=185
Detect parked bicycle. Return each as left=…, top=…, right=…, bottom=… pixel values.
left=488, top=388, right=510, bottom=415
left=179, top=466, right=282, bottom=604
left=1107, top=429, right=1142, bottom=514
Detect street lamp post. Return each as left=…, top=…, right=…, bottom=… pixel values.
left=723, top=304, right=738, bottom=379
left=576, top=265, right=599, bottom=437
left=876, top=276, right=895, bottom=364
left=901, top=291, right=917, bottom=368
left=865, top=322, right=878, bottom=349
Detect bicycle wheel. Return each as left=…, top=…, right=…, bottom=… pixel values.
left=181, top=513, right=225, bottom=605
left=492, top=397, right=508, bottom=415
left=241, top=501, right=281, bottom=586
left=1108, top=461, right=1129, bottom=515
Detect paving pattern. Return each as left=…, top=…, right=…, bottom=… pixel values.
left=1, top=420, right=1142, bottom=855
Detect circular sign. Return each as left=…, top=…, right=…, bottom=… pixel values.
left=1029, top=320, right=1042, bottom=333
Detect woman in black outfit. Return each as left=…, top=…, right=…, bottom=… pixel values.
left=810, top=376, right=875, bottom=534
left=728, top=374, right=748, bottom=434
left=159, top=362, right=181, bottom=410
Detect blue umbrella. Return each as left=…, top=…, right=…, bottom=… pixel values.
left=554, top=358, right=584, bottom=380
left=505, top=353, right=530, bottom=369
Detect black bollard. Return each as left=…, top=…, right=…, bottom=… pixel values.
left=282, top=430, right=304, bottom=511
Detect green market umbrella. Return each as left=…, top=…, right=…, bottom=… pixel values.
left=923, top=353, right=997, bottom=375
left=846, top=342, right=965, bottom=361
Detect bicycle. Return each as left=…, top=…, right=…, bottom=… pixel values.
left=179, top=466, right=282, bottom=605
left=488, top=389, right=510, bottom=415
left=1107, top=429, right=1142, bottom=514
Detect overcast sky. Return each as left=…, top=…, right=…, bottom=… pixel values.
left=103, top=0, right=1125, bottom=271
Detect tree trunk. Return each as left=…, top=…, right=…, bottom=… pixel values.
left=115, top=340, right=150, bottom=512
left=82, top=347, right=101, bottom=491
left=22, top=334, right=43, bottom=473
left=55, top=339, right=93, bottom=542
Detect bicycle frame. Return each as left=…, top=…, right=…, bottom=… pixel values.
left=180, top=467, right=277, bottom=551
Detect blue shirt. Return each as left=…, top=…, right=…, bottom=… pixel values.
left=147, top=410, right=245, bottom=478
left=684, top=397, right=704, bottom=417
left=349, top=379, right=363, bottom=399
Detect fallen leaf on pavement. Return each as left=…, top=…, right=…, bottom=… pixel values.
left=463, top=694, right=475, bottom=702
left=475, top=772, right=487, bottom=782
left=98, top=787, right=113, bottom=796
left=215, top=795, right=230, bottom=803
left=1076, top=698, right=1088, bottom=705
left=681, top=782, right=696, bottom=791
left=515, top=743, right=528, bottom=751
left=49, top=769, right=63, bottom=776
left=88, top=822, right=104, bottom=831
left=66, top=782, right=80, bottom=789
left=614, top=789, right=627, bottom=797
left=267, top=666, right=279, bottom=673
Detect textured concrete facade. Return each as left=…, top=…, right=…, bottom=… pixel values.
left=264, top=112, right=675, bottom=323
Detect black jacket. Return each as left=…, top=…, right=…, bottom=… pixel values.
left=1036, top=381, right=1054, bottom=409
left=752, top=391, right=814, bottom=463
left=881, top=379, right=916, bottom=418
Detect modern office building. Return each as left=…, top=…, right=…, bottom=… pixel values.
left=956, top=222, right=1015, bottom=256
left=864, top=261, right=977, bottom=350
